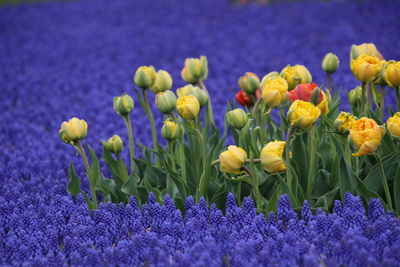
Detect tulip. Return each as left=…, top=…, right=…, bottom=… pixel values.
left=238, top=72, right=260, bottom=95
left=219, top=146, right=247, bottom=174
left=176, top=95, right=200, bottom=120
left=287, top=83, right=329, bottom=115
left=113, top=94, right=134, bottom=118
left=134, top=66, right=156, bottom=89
left=155, top=90, right=177, bottom=114
left=350, top=43, right=383, bottom=61
left=260, top=140, right=287, bottom=173
left=349, top=117, right=384, bottom=157
left=322, top=53, right=340, bottom=74
left=181, top=56, right=208, bottom=84
left=383, top=61, right=400, bottom=88
left=191, top=88, right=209, bottom=107
left=150, top=70, right=173, bottom=94
left=59, top=117, right=88, bottom=144
left=226, top=108, right=248, bottom=129
left=350, top=55, right=383, bottom=83
left=348, top=86, right=362, bottom=106
left=287, top=100, right=321, bottom=130
left=261, top=77, right=288, bottom=107
left=161, top=119, right=182, bottom=141
left=236, top=90, right=254, bottom=107
left=280, top=64, right=312, bottom=90
left=103, top=135, right=124, bottom=154
left=386, top=112, right=400, bottom=138
left=177, top=84, right=197, bottom=97
left=334, top=112, right=356, bottom=134
left=260, top=71, right=280, bottom=88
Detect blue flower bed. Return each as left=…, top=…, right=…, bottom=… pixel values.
left=1, top=0, right=400, bottom=265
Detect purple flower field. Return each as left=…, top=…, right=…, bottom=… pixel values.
left=1, top=0, right=400, bottom=265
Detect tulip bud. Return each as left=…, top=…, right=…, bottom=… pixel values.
left=261, top=77, right=288, bottom=107
left=309, top=87, right=322, bottom=106
left=260, top=71, right=280, bottom=88
left=103, top=135, right=124, bottom=154
left=155, top=90, right=177, bottom=114
left=59, top=117, right=88, bottom=144
left=134, top=66, right=156, bottom=89
left=226, top=108, right=248, bottom=129
left=161, top=119, right=182, bottom=141
left=386, top=112, right=400, bottom=138
left=322, top=53, right=339, bottom=74
left=280, top=64, right=312, bottom=90
left=176, top=95, right=200, bottom=120
left=260, top=140, right=287, bottom=173
left=192, top=88, right=209, bottom=107
left=287, top=100, right=321, bottom=130
left=334, top=112, right=356, bottom=134
left=219, top=145, right=247, bottom=174
left=383, top=61, right=400, bottom=88
left=348, top=86, right=362, bottom=106
left=235, top=90, right=254, bottom=107
left=181, top=56, right=208, bottom=84
left=238, top=72, right=260, bottom=95
left=350, top=43, right=384, bottom=61
left=113, top=94, right=134, bottom=118
left=176, top=84, right=197, bottom=97
left=150, top=70, right=173, bottom=94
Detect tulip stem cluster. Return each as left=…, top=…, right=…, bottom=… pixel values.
left=306, top=126, right=317, bottom=198
left=375, top=154, right=393, bottom=210
left=142, top=89, right=159, bottom=163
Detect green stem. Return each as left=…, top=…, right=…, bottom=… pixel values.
left=76, top=140, right=98, bottom=209
left=285, top=126, right=294, bottom=189
left=197, top=80, right=215, bottom=125
left=242, top=166, right=262, bottom=211
left=178, top=137, right=187, bottom=186
left=361, top=82, right=367, bottom=116
left=306, top=126, right=317, bottom=198
left=142, top=89, right=159, bottom=164
left=124, top=116, right=135, bottom=173
left=327, top=73, right=332, bottom=93
left=367, top=83, right=373, bottom=110
left=375, top=154, right=393, bottom=210
left=379, top=85, right=386, bottom=123
left=395, top=87, right=400, bottom=112
left=167, top=141, right=176, bottom=171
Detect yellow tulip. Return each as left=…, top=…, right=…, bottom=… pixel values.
left=261, top=77, right=288, bottom=107
left=260, top=140, right=287, bottom=173
left=134, top=66, right=156, bottom=89
left=155, top=90, right=176, bottom=114
left=384, top=61, right=400, bottom=88
left=59, top=117, right=88, bottom=144
left=349, top=117, right=384, bottom=157
left=334, top=112, right=356, bottom=134
left=176, top=84, right=197, bottom=97
left=150, top=70, right=173, bottom=94
left=113, top=94, right=134, bottom=117
left=161, top=119, right=182, bottom=141
left=226, top=108, right=248, bottom=129
left=103, top=135, right=124, bottom=154
left=287, top=100, right=321, bottom=129
left=176, top=95, right=200, bottom=120
left=316, top=91, right=329, bottom=115
left=350, top=54, right=383, bottom=83
left=219, top=145, right=247, bottom=174
left=280, top=64, right=312, bottom=90
left=350, top=43, right=384, bottom=60
left=181, top=56, right=208, bottom=84
left=386, top=112, right=400, bottom=138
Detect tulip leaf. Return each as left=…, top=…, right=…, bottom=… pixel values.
left=276, top=173, right=300, bottom=208
left=88, top=145, right=100, bottom=188
left=266, top=184, right=279, bottom=212
left=121, top=172, right=141, bottom=196
left=67, top=162, right=81, bottom=197
left=338, top=155, right=356, bottom=201
left=313, top=186, right=339, bottom=210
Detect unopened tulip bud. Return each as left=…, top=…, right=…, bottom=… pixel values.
left=59, top=117, right=88, bottom=144
left=348, top=86, right=362, bottom=106
left=155, top=90, right=176, bottom=114
left=113, top=94, right=134, bottom=118
left=309, top=87, right=322, bottom=106
left=176, top=95, right=200, bottom=120
left=103, top=135, right=124, bottom=154
left=192, top=88, right=209, bottom=107
left=181, top=56, right=208, bottom=84
left=134, top=66, right=156, bottom=89
left=280, top=65, right=312, bottom=90
left=238, top=72, right=260, bottom=94
left=386, top=112, right=400, bottom=138
left=350, top=43, right=383, bottom=61
left=334, top=112, right=356, bottom=134
left=161, top=119, right=182, bottom=141
left=226, top=108, right=248, bottom=129
left=261, top=71, right=280, bottom=88
left=150, top=70, right=173, bottom=94
left=177, top=84, right=197, bottom=97
left=322, top=53, right=339, bottom=74
left=384, top=61, right=400, bottom=88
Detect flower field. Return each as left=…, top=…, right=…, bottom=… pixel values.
left=1, top=0, right=400, bottom=266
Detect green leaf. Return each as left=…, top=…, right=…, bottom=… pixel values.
left=313, top=186, right=339, bottom=210
left=121, top=172, right=141, bottom=196
left=266, top=184, right=279, bottom=212
left=87, top=146, right=100, bottom=188
left=276, top=173, right=300, bottom=208
left=338, top=155, right=356, bottom=200
left=67, top=162, right=81, bottom=197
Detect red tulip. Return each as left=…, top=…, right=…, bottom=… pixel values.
left=287, top=83, right=323, bottom=103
